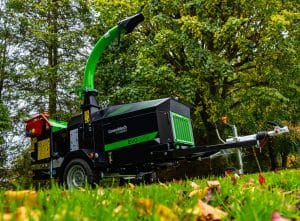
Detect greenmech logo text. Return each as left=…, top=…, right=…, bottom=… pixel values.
left=108, top=125, right=127, bottom=135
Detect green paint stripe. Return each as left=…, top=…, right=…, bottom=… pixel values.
left=104, top=132, right=158, bottom=151
left=48, top=119, right=67, bottom=133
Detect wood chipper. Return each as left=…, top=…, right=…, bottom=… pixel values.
left=25, top=13, right=289, bottom=188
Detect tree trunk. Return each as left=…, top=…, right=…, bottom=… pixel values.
left=281, top=152, right=288, bottom=168
left=267, top=140, right=279, bottom=171
left=199, top=109, right=218, bottom=144
left=195, top=92, right=218, bottom=144
left=47, top=1, right=59, bottom=116
left=0, top=36, right=7, bottom=100
left=0, top=63, right=5, bottom=100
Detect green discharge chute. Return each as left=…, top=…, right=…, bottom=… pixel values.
left=82, top=26, right=121, bottom=91
left=81, top=13, right=144, bottom=95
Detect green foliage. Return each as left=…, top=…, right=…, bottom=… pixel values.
left=0, top=101, right=10, bottom=166
left=0, top=102, right=10, bottom=188
left=273, top=124, right=300, bottom=168
left=87, top=0, right=300, bottom=172
left=91, top=0, right=299, bottom=143
left=0, top=4, right=13, bottom=185
left=9, top=148, right=33, bottom=189
left=6, top=0, right=91, bottom=119
left=0, top=0, right=92, bottom=187
left=0, top=101, right=10, bottom=134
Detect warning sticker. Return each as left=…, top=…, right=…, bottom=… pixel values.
left=84, top=110, right=90, bottom=124
left=37, top=138, right=50, bottom=160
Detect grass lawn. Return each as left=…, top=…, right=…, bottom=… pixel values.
left=1, top=169, right=299, bottom=220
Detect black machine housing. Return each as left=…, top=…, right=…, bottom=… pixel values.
left=29, top=97, right=196, bottom=180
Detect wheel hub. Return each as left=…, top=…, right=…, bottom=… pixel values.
left=66, top=165, right=86, bottom=188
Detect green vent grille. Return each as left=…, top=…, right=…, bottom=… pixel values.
left=170, top=112, right=194, bottom=145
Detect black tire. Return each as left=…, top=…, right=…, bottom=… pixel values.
left=144, top=172, right=158, bottom=184
left=63, top=158, right=94, bottom=189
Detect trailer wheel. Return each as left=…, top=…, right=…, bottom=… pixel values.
left=63, top=159, right=94, bottom=189
left=144, top=172, right=158, bottom=184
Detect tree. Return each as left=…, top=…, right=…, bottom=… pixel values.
left=89, top=0, right=299, bottom=172
left=0, top=2, right=13, bottom=182
left=92, top=0, right=299, bottom=146
left=7, top=0, right=91, bottom=119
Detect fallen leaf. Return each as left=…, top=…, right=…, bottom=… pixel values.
left=136, top=198, right=178, bottom=220
left=189, top=189, right=203, bottom=198
left=136, top=198, right=153, bottom=216
left=271, top=211, right=290, bottom=221
left=203, top=189, right=214, bottom=203
left=4, top=190, right=38, bottom=208
left=96, top=188, right=105, bottom=197
left=15, top=206, right=40, bottom=221
left=207, top=180, right=221, bottom=194
left=189, top=183, right=221, bottom=204
left=128, top=182, right=135, bottom=188
left=101, top=200, right=109, bottom=206
left=243, top=178, right=255, bottom=189
left=4, top=190, right=37, bottom=201
left=188, top=200, right=227, bottom=220
left=191, top=181, right=200, bottom=189
left=1, top=212, right=13, bottom=221
left=156, top=204, right=179, bottom=221
left=159, top=181, right=169, bottom=188
left=204, top=180, right=221, bottom=203
left=113, top=205, right=123, bottom=215
left=282, top=191, right=293, bottom=196
left=207, top=180, right=220, bottom=190
left=189, top=187, right=211, bottom=198
left=259, top=173, right=266, bottom=185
